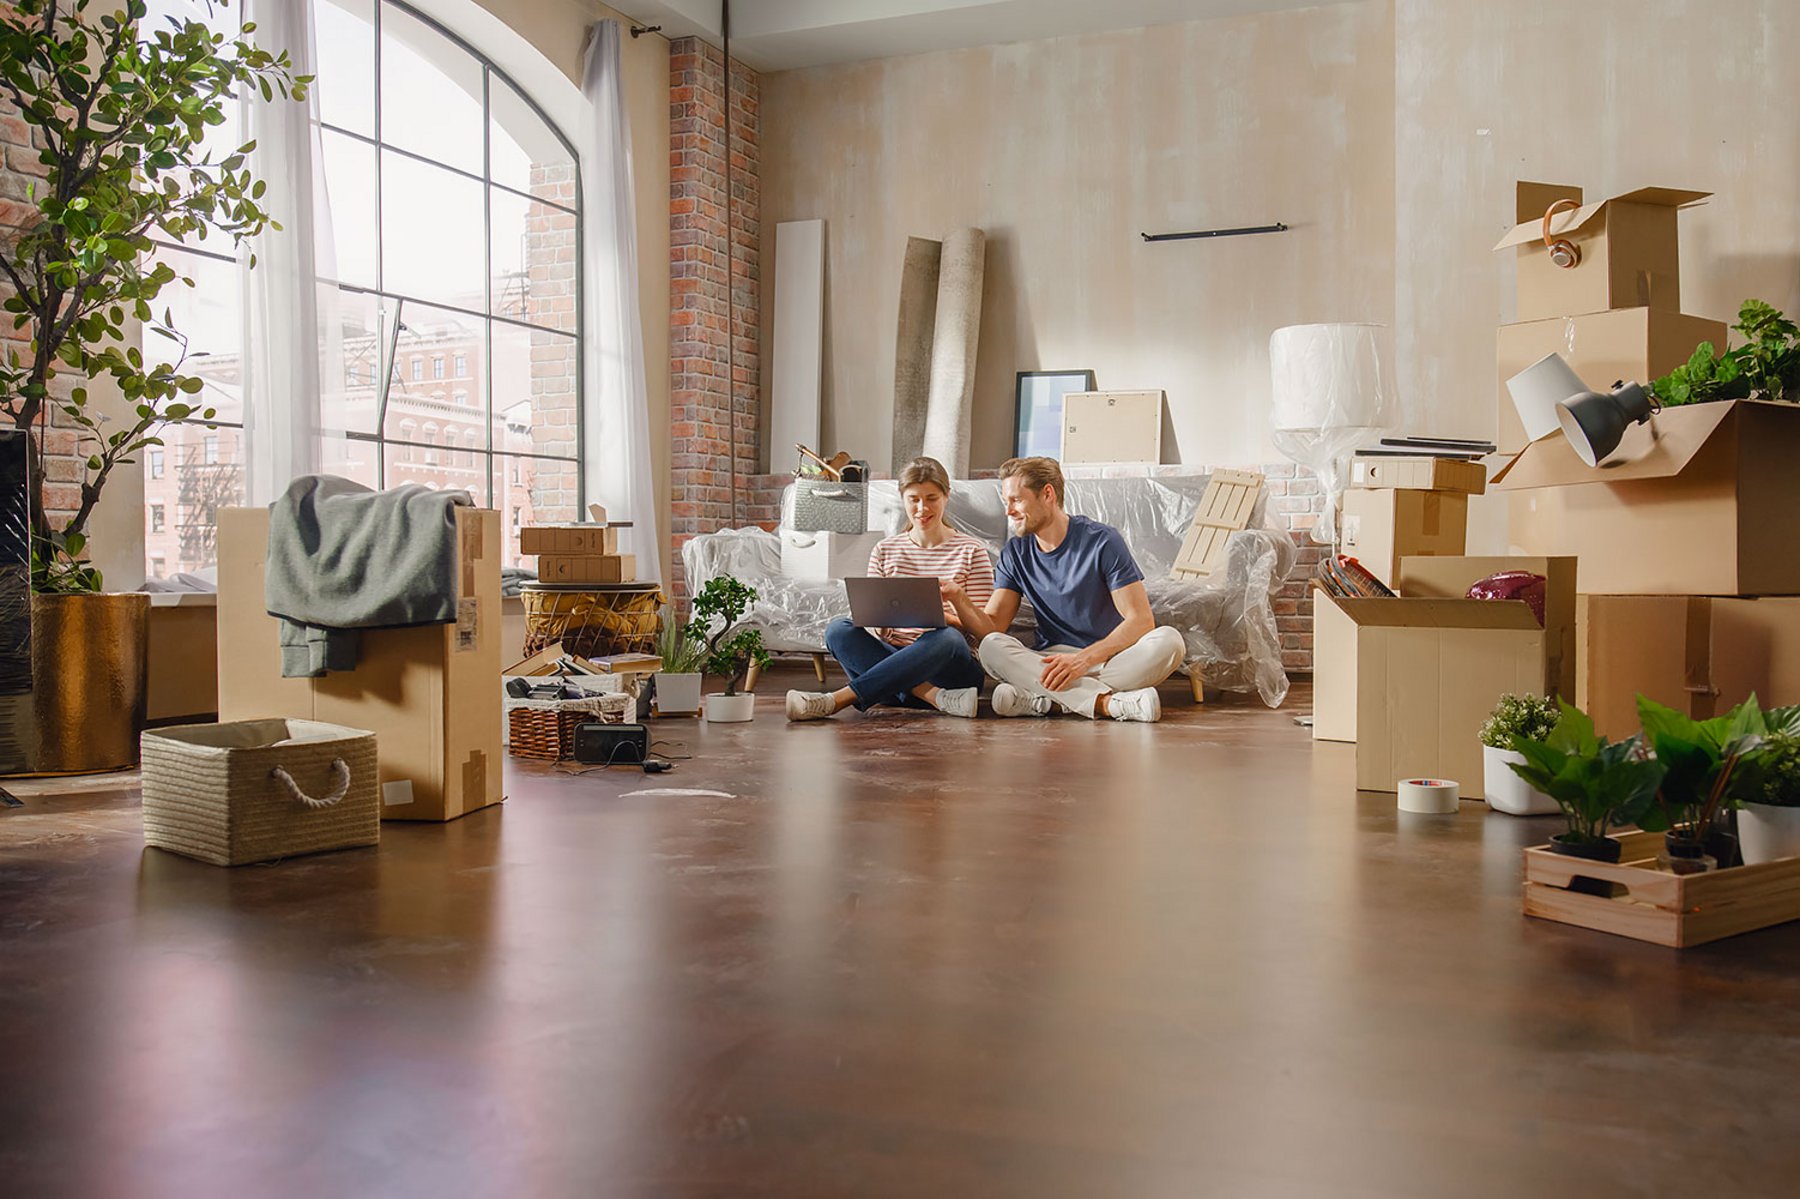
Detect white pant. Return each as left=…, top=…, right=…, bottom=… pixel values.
left=978, top=627, right=1187, bottom=718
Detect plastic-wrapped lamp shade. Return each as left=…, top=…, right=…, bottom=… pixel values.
left=1268, top=323, right=1399, bottom=545
left=1269, top=323, right=1400, bottom=432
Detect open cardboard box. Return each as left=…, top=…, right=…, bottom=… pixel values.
left=1494, top=307, right=1727, bottom=454
left=1494, top=399, right=1800, bottom=595
left=216, top=506, right=503, bottom=822
left=1578, top=595, right=1800, bottom=740
left=1493, top=182, right=1708, bottom=323
left=1313, top=555, right=1576, bottom=793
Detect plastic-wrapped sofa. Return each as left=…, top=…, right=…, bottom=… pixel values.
left=681, top=474, right=1298, bottom=707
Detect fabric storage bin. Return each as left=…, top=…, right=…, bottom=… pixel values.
left=140, top=719, right=380, bottom=866
left=506, top=692, right=631, bottom=760
left=787, top=468, right=870, bottom=533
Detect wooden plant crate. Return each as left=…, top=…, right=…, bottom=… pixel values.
left=1522, top=830, right=1800, bottom=948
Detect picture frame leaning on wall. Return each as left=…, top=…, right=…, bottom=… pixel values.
left=1014, top=370, right=1097, bottom=459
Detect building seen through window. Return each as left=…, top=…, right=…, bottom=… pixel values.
left=141, top=0, right=584, bottom=577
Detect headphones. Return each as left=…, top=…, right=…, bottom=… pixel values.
left=1541, top=198, right=1582, bottom=269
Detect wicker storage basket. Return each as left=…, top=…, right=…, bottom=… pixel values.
left=140, top=720, right=380, bottom=867
left=521, top=583, right=663, bottom=658
left=506, top=693, right=631, bottom=760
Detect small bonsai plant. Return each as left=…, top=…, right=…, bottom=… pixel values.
left=1650, top=299, right=1800, bottom=408
left=1480, top=694, right=1559, bottom=749
left=1635, top=695, right=1770, bottom=870
left=689, top=576, right=770, bottom=697
left=1508, top=700, right=1666, bottom=862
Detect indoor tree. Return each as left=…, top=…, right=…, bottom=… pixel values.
left=0, top=0, right=307, bottom=591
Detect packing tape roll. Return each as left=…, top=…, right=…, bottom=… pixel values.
left=1398, top=777, right=1460, bottom=814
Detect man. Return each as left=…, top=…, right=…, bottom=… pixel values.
left=940, top=457, right=1185, bottom=722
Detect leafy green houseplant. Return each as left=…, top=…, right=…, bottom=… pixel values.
left=0, top=0, right=307, bottom=591
left=1635, top=695, right=1771, bottom=871
left=1480, top=693, right=1562, bottom=816
left=1650, top=299, right=1800, bottom=408
left=1507, top=700, right=1666, bottom=863
left=650, top=604, right=707, bottom=715
left=688, top=575, right=770, bottom=721
left=1740, top=728, right=1800, bottom=865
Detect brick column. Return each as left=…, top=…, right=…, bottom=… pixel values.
left=668, top=37, right=760, bottom=600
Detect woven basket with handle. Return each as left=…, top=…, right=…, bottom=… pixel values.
left=506, top=693, right=631, bottom=760
left=140, top=719, right=380, bottom=867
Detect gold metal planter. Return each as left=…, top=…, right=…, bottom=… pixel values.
left=16, top=592, right=150, bottom=775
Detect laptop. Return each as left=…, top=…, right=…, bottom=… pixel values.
left=844, top=576, right=946, bottom=629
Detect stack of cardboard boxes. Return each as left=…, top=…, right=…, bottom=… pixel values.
left=1490, top=181, right=1800, bottom=739
left=1338, top=455, right=1485, bottom=590
left=1492, top=182, right=1724, bottom=455
left=522, top=521, right=637, bottom=584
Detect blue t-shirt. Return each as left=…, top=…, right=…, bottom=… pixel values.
left=994, top=515, right=1145, bottom=650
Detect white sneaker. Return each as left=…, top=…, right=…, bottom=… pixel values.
left=933, top=687, right=979, bottom=718
left=991, top=683, right=1051, bottom=717
left=1106, top=687, right=1162, bottom=723
left=785, top=690, right=837, bottom=722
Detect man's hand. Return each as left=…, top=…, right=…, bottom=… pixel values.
left=1039, top=649, right=1100, bottom=692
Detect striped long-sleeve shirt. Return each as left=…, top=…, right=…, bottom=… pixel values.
left=866, top=529, right=995, bottom=646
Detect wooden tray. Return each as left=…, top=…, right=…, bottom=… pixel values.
left=1523, top=830, right=1800, bottom=948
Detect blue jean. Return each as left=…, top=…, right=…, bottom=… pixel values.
left=824, top=619, right=984, bottom=710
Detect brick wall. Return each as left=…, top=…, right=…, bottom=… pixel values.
left=668, top=37, right=760, bottom=600
left=0, top=86, right=83, bottom=530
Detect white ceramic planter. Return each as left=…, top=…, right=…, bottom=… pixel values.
left=654, top=672, right=702, bottom=715
left=1483, top=745, right=1558, bottom=816
left=703, top=692, right=756, bottom=723
left=1739, top=803, right=1800, bottom=865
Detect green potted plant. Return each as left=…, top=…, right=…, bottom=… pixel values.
left=689, top=575, right=769, bottom=723
left=650, top=605, right=706, bottom=716
left=1740, top=728, right=1800, bottom=865
left=1650, top=299, right=1800, bottom=407
left=1508, top=701, right=1666, bottom=891
left=1635, top=695, right=1769, bottom=874
left=0, top=0, right=305, bottom=772
left=1479, top=693, right=1560, bottom=815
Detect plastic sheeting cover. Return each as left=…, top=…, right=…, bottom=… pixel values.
left=1269, top=323, right=1401, bottom=545
left=684, top=474, right=1298, bottom=707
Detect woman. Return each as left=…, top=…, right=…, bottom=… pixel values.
left=786, top=457, right=994, bottom=721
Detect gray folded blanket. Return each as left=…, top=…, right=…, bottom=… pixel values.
left=265, top=475, right=473, bottom=677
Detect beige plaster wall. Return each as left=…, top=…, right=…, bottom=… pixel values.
left=1395, top=0, right=1800, bottom=447
left=478, top=0, right=675, bottom=582
left=759, top=2, right=1398, bottom=471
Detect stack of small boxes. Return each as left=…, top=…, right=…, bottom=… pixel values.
left=520, top=510, right=636, bottom=584
left=1337, top=454, right=1484, bottom=591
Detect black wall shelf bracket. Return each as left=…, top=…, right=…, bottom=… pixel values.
left=1141, top=223, right=1288, bottom=243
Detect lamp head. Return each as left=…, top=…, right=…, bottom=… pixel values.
left=1556, top=380, right=1657, bottom=467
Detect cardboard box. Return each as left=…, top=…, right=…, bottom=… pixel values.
left=1312, top=555, right=1576, bottom=793
left=520, top=525, right=621, bottom=556
left=1495, top=307, right=1728, bottom=453
left=538, top=554, right=636, bottom=584
left=1061, top=390, right=1163, bottom=464
left=1493, top=399, right=1800, bottom=596
left=1492, top=182, right=1708, bottom=323
left=1578, top=595, right=1800, bottom=740
left=1350, top=455, right=1486, bottom=494
left=779, top=528, right=885, bottom=581
left=1339, top=488, right=1468, bottom=590
left=216, top=506, right=503, bottom=823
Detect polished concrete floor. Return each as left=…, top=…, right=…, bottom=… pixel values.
left=3, top=665, right=1799, bottom=1198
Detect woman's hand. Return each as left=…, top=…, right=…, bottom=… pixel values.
left=939, top=578, right=966, bottom=604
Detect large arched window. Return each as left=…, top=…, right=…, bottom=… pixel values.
left=145, top=0, right=584, bottom=576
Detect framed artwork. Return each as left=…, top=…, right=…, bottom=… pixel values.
left=1014, top=370, right=1096, bottom=458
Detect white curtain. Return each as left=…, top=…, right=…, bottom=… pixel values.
left=581, top=21, right=663, bottom=584
left=238, top=0, right=325, bottom=505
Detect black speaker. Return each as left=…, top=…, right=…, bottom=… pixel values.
left=573, top=721, right=648, bottom=766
